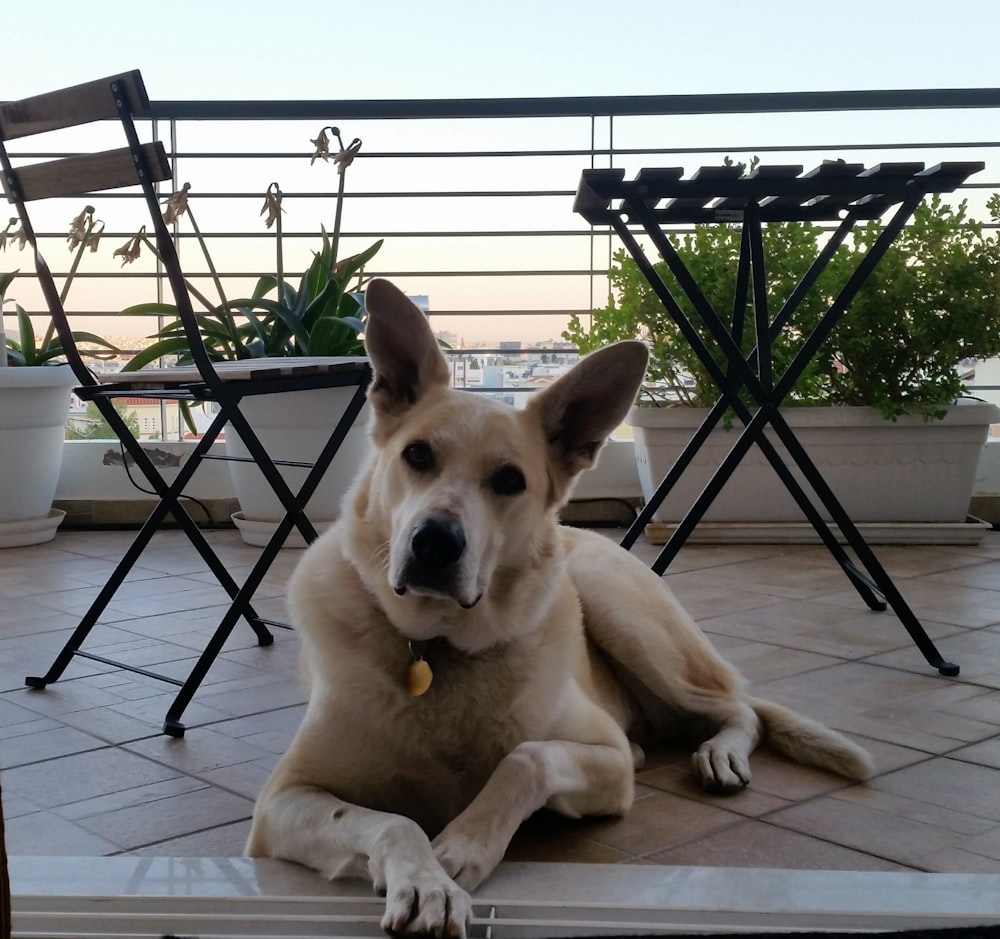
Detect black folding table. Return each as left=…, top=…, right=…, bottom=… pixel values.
left=574, top=160, right=985, bottom=677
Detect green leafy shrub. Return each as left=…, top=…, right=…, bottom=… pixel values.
left=565, top=219, right=836, bottom=408
left=565, top=192, right=1000, bottom=420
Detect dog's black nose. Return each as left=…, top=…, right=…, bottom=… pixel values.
left=411, top=513, right=466, bottom=571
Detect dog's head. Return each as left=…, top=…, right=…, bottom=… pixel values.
left=354, top=279, right=647, bottom=627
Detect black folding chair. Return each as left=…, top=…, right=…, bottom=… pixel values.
left=0, top=70, right=371, bottom=736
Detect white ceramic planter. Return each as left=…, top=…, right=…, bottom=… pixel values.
left=226, top=384, right=371, bottom=547
left=630, top=400, right=1000, bottom=543
left=0, top=365, right=75, bottom=547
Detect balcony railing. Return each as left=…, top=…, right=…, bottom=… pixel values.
left=4, top=88, right=1000, bottom=430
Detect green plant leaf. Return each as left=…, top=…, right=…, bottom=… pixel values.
left=336, top=239, right=383, bottom=284
left=0, top=270, right=19, bottom=297
left=16, top=304, right=38, bottom=365
left=310, top=316, right=364, bottom=356
left=121, top=337, right=199, bottom=370
left=252, top=275, right=280, bottom=300
left=120, top=302, right=184, bottom=317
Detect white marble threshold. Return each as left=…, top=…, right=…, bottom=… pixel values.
left=9, top=857, right=1000, bottom=936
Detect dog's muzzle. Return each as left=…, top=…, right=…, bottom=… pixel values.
left=395, top=511, right=477, bottom=606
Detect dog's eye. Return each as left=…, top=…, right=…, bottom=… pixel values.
left=490, top=464, right=526, bottom=496
left=402, top=441, right=435, bottom=473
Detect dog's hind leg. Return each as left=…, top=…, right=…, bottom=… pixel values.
left=566, top=530, right=759, bottom=787
left=566, top=530, right=873, bottom=789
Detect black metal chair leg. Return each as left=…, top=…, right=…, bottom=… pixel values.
left=159, top=379, right=371, bottom=734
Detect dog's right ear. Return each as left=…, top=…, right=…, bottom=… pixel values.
left=364, top=279, right=450, bottom=419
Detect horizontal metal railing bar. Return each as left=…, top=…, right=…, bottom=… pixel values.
left=136, top=88, right=1000, bottom=121
left=24, top=218, right=1000, bottom=244
left=33, top=268, right=608, bottom=279
left=3, top=188, right=579, bottom=200
left=72, top=143, right=1000, bottom=158
left=8, top=141, right=1000, bottom=162
left=71, top=350, right=581, bottom=362
left=14, top=185, right=994, bottom=205
left=24, top=310, right=604, bottom=323
left=239, top=229, right=600, bottom=238
left=443, top=348, right=575, bottom=355
left=77, top=345, right=582, bottom=354
left=265, top=190, right=576, bottom=198
left=173, top=230, right=598, bottom=238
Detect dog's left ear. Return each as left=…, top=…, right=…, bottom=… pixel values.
left=364, top=278, right=450, bottom=419
left=528, top=340, right=649, bottom=482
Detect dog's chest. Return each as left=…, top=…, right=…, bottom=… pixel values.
left=331, top=639, right=539, bottom=830
left=393, top=639, right=523, bottom=756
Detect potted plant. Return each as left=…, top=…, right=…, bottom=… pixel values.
left=1, top=267, right=117, bottom=546
left=119, top=128, right=383, bottom=545
left=564, top=192, right=1000, bottom=543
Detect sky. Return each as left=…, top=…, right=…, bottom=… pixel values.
left=8, top=0, right=1000, bottom=102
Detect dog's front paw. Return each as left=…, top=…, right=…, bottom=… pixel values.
left=381, top=866, right=472, bottom=938
left=432, top=828, right=499, bottom=893
left=691, top=742, right=751, bottom=792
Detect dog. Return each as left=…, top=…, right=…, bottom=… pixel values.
left=246, top=278, right=874, bottom=937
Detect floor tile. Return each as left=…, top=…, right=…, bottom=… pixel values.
left=4, top=809, right=120, bottom=855
left=636, top=760, right=792, bottom=817
left=702, top=634, right=846, bottom=685
left=209, top=706, right=308, bottom=752
left=0, top=724, right=107, bottom=769
left=672, top=551, right=853, bottom=601
left=572, top=790, right=746, bottom=857
left=198, top=757, right=281, bottom=800
left=124, top=819, right=254, bottom=857
left=72, top=786, right=254, bottom=850
left=950, top=737, right=1000, bottom=770
left=0, top=695, right=58, bottom=730
left=54, top=775, right=209, bottom=822
left=699, top=597, right=957, bottom=660
left=820, top=577, right=1000, bottom=631
left=0, top=598, right=88, bottom=639
left=194, top=675, right=308, bottom=719
left=505, top=811, right=631, bottom=864
left=867, top=627, right=1000, bottom=689
left=0, top=746, right=181, bottom=808
left=644, top=817, right=913, bottom=870
left=123, top=727, right=277, bottom=775
left=767, top=793, right=978, bottom=869
left=752, top=662, right=1000, bottom=753
left=861, top=757, right=1000, bottom=824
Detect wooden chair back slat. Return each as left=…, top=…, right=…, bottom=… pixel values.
left=0, top=70, right=148, bottom=140
left=8, top=142, right=172, bottom=202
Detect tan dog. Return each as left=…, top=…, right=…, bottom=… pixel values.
left=246, top=279, right=873, bottom=937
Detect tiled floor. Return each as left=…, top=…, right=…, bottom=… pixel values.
left=2, top=526, right=1000, bottom=875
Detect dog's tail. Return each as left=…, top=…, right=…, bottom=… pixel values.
left=749, top=696, right=874, bottom=780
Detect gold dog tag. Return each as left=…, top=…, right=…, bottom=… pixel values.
left=407, top=658, right=433, bottom=696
